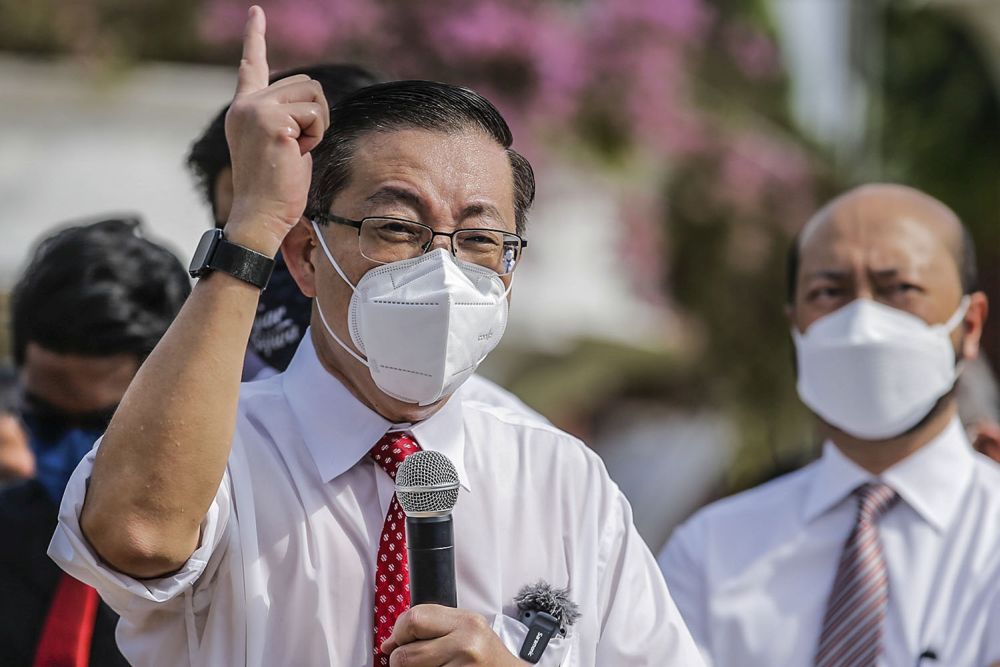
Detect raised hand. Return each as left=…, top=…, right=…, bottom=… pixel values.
left=223, top=5, right=330, bottom=256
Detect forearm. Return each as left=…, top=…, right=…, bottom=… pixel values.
left=81, top=269, right=261, bottom=577
left=78, top=5, right=327, bottom=578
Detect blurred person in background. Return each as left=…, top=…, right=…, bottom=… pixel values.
left=0, top=366, right=33, bottom=484
left=660, top=184, right=1000, bottom=666
left=0, top=217, right=190, bottom=666
left=187, top=62, right=381, bottom=379
left=49, top=9, right=701, bottom=665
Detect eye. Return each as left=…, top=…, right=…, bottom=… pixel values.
left=464, top=234, right=500, bottom=246
left=370, top=219, right=424, bottom=242
left=806, top=286, right=845, bottom=302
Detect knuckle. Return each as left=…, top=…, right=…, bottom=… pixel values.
left=464, top=611, right=488, bottom=632
left=407, top=605, right=424, bottom=630
left=389, top=646, right=411, bottom=667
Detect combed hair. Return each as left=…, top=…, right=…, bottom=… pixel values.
left=186, top=63, right=381, bottom=223
left=11, top=216, right=191, bottom=364
left=306, top=80, right=536, bottom=234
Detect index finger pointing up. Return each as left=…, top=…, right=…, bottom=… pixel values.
left=236, top=5, right=269, bottom=96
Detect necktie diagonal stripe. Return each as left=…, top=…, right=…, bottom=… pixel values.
left=815, top=482, right=899, bottom=667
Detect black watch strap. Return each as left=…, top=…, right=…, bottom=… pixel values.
left=208, top=240, right=274, bottom=290
left=189, top=229, right=275, bottom=290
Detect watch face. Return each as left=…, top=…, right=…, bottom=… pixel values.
left=189, top=229, right=222, bottom=276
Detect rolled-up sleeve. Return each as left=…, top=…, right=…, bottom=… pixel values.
left=47, top=440, right=233, bottom=617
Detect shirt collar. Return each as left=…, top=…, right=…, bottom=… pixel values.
left=802, top=416, right=975, bottom=532
left=281, top=329, right=471, bottom=490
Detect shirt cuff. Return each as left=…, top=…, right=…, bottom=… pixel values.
left=47, top=440, right=233, bottom=616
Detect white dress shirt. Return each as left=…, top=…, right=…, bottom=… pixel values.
left=50, top=333, right=702, bottom=666
left=659, top=417, right=1000, bottom=667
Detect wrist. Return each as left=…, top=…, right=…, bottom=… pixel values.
left=223, top=212, right=290, bottom=258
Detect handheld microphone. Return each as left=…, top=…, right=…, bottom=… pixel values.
left=395, top=450, right=460, bottom=607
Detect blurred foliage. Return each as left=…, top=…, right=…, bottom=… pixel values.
left=878, top=4, right=1000, bottom=363
left=0, top=0, right=205, bottom=65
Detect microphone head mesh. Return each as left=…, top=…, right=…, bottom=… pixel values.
left=395, top=450, right=460, bottom=516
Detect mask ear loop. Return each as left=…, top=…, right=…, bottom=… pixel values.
left=947, top=295, right=972, bottom=378
left=310, top=220, right=368, bottom=367
left=943, top=295, right=972, bottom=333
left=311, top=220, right=358, bottom=294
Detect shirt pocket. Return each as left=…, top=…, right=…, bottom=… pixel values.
left=491, top=613, right=574, bottom=666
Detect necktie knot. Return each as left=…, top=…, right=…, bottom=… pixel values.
left=855, top=482, right=899, bottom=525
left=369, top=432, right=421, bottom=481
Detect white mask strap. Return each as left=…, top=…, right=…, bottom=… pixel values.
left=311, top=220, right=357, bottom=294
left=944, top=295, right=971, bottom=333
left=315, top=296, right=369, bottom=367
left=310, top=220, right=368, bottom=367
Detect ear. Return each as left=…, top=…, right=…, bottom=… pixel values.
left=281, top=219, right=319, bottom=298
left=959, top=291, right=989, bottom=361
left=972, top=421, right=1000, bottom=464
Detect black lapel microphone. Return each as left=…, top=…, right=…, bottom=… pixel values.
left=395, top=450, right=460, bottom=607
left=514, top=581, right=581, bottom=663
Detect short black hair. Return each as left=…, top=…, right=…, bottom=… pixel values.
left=306, top=80, right=535, bottom=234
left=11, top=216, right=191, bottom=365
left=186, top=63, right=381, bottom=222
left=785, top=224, right=979, bottom=303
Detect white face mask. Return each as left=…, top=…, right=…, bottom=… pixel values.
left=792, top=297, right=969, bottom=440
left=311, top=221, right=510, bottom=406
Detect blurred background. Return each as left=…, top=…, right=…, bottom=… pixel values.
left=0, top=0, right=998, bottom=553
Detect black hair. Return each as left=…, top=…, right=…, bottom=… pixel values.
left=11, top=216, right=191, bottom=365
left=306, top=80, right=536, bottom=235
left=0, top=366, right=17, bottom=414
left=186, top=63, right=381, bottom=223
left=785, top=224, right=979, bottom=303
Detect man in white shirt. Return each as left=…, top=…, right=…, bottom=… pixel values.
left=659, top=183, right=1000, bottom=666
left=50, top=8, right=701, bottom=666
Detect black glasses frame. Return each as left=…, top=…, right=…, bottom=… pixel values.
left=311, top=212, right=528, bottom=257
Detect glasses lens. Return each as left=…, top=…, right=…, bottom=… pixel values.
left=359, top=218, right=433, bottom=263
left=454, top=229, right=522, bottom=275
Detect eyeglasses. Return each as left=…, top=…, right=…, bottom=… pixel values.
left=310, top=213, right=527, bottom=276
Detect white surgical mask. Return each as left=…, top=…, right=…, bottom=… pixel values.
left=792, top=297, right=969, bottom=440
left=311, top=221, right=510, bottom=406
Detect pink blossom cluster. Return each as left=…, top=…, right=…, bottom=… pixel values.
left=200, top=0, right=716, bottom=157
left=199, top=0, right=820, bottom=298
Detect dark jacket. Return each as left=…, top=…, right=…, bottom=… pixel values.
left=0, top=479, right=128, bottom=666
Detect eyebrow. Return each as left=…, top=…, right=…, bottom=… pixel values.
left=459, top=202, right=504, bottom=225
left=365, top=186, right=424, bottom=212
left=364, top=187, right=506, bottom=226
left=804, top=270, right=851, bottom=282
left=805, top=268, right=905, bottom=282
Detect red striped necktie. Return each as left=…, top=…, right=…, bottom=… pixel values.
left=34, top=572, right=99, bottom=667
left=815, top=482, right=899, bottom=667
left=369, top=432, right=422, bottom=666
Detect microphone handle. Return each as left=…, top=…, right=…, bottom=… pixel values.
left=406, top=514, right=457, bottom=607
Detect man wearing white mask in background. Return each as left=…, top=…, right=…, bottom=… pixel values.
left=660, top=183, right=1000, bottom=666
left=48, top=7, right=702, bottom=666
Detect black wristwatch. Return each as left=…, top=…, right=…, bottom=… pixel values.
left=189, top=229, right=275, bottom=290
